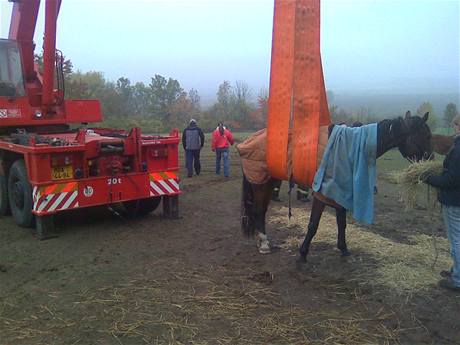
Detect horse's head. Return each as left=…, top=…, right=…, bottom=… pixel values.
left=398, top=111, right=433, bottom=161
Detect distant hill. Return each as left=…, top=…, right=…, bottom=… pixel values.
left=200, top=90, right=459, bottom=116
left=332, top=92, right=459, bottom=118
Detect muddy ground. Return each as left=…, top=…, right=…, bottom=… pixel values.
left=0, top=137, right=459, bottom=345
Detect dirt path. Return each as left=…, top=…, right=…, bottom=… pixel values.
left=1, top=149, right=459, bottom=344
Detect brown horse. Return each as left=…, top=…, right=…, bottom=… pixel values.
left=432, top=133, right=454, bottom=155
left=241, top=111, right=433, bottom=261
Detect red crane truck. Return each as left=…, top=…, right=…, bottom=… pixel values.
left=0, top=0, right=180, bottom=239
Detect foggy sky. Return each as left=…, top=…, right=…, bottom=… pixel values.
left=1, top=0, right=459, bottom=102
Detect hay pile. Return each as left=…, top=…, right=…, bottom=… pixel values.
left=392, top=160, right=443, bottom=209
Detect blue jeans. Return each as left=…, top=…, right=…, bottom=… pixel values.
left=442, top=205, right=460, bottom=287
left=185, top=149, right=201, bottom=176
left=215, top=148, right=229, bottom=177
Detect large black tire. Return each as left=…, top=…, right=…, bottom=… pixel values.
left=123, top=197, right=161, bottom=217
left=0, top=170, right=9, bottom=216
left=8, top=160, right=34, bottom=227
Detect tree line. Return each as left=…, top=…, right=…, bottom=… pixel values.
left=49, top=56, right=458, bottom=133
left=47, top=56, right=267, bottom=133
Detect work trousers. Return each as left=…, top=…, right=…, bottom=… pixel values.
left=185, top=149, right=201, bottom=176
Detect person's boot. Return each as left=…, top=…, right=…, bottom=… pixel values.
left=439, top=278, right=460, bottom=292
left=440, top=269, right=453, bottom=278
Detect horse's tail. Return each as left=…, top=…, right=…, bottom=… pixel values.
left=241, top=173, right=256, bottom=237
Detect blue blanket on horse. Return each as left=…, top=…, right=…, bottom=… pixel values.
left=312, top=124, right=378, bottom=224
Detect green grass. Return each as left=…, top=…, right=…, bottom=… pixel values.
left=377, top=149, right=411, bottom=175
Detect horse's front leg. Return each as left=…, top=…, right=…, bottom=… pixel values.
left=298, top=197, right=326, bottom=263
left=336, top=207, right=350, bottom=256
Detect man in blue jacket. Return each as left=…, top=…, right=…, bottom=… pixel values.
left=426, top=115, right=460, bottom=292
left=182, top=119, right=205, bottom=178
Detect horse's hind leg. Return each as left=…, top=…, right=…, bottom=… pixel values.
left=253, top=205, right=270, bottom=254
left=255, top=179, right=278, bottom=254
left=336, top=207, right=350, bottom=256
left=298, top=197, right=326, bottom=263
left=241, top=174, right=255, bottom=237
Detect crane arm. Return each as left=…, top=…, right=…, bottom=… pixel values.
left=9, top=0, right=62, bottom=109
left=8, top=0, right=40, bottom=83
left=42, top=0, right=62, bottom=108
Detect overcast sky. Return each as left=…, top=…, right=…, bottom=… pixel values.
left=1, top=0, right=459, bottom=101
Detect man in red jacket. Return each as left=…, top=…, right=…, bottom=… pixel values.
left=211, top=123, right=235, bottom=177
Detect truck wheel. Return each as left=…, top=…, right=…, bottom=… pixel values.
left=123, top=197, right=161, bottom=217
left=0, top=171, right=9, bottom=215
left=8, top=160, right=34, bottom=227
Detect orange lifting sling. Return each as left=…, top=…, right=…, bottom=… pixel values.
left=266, top=0, right=330, bottom=187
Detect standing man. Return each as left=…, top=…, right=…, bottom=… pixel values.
left=211, top=122, right=234, bottom=177
left=182, top=119, right=204, bottom=178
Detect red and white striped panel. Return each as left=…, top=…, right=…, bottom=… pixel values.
left=149, top=172, right=179, bottom=197
left=33, top=183, right=79, bottom=214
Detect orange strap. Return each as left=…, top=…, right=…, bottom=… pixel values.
left=267, top=0, right=330, bottom=187
left=266, top=0, right=295, bottom=181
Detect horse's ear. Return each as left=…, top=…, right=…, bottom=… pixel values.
left=422, top=112, right=429, bottom=123
left=405, top=111, right=412, bottom=119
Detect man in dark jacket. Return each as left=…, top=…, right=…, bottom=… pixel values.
left=182, top=119, right=205, bottom=177
left=426, top=115, right=460, bottom=292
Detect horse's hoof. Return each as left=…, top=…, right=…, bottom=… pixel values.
left=257, top=233, right=272, bottom=254
left=296, top=256, right=307, bottom=264
left=295, top=256, right=307, bottom=270
left=258, top=247, right=272, bottom=254
left=341, top=250, right=351, bottom=257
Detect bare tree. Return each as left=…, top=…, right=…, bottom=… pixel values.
left=233, top=80, right=251, bottom=103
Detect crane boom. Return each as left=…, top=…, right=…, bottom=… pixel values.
left=9, top=0, right=62, bottom=110
left=42, top=0, right=62, bottom=108
left=8, top=0, right=40, bottom=86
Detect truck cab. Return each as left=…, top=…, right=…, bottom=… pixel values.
left=0, top=39, right=25, bottom=99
